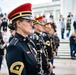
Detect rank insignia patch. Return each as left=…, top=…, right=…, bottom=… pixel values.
left=10, top=61, right=24, bottom=75
left=45, top=41, right=50, bottom=46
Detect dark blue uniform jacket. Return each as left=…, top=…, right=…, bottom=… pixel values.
left=6, top=33, right=37, bottom=75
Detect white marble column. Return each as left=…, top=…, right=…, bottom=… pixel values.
left=60, top=0, right=73, bottom=17
left=73, top=0, right=76, bottom=16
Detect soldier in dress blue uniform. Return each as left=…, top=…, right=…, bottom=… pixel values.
left=6, top=3, right=38, bottom=75
left=32, top=16, right=53, bottom=75
left=43, top=22, right=56, bottom=75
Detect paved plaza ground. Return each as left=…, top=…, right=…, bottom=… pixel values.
left=0, top=58, right=76, bottom=75
left=54, top=59, right=76, bottom=75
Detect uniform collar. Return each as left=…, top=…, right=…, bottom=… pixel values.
left=15, top=33, right=28, bottom=41
left=35, top=32, right=40, bottom=35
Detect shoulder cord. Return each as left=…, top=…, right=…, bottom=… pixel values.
left=27, top=43, right=37, bottom=61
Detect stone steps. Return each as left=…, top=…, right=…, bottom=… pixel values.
left=56, top=39, right=71, bottom=59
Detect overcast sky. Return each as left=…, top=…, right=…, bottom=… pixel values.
left=0, top=0, right=51, bottom=13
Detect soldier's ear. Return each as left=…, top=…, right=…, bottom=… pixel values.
left=16, top=20, right=22, bottom=28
